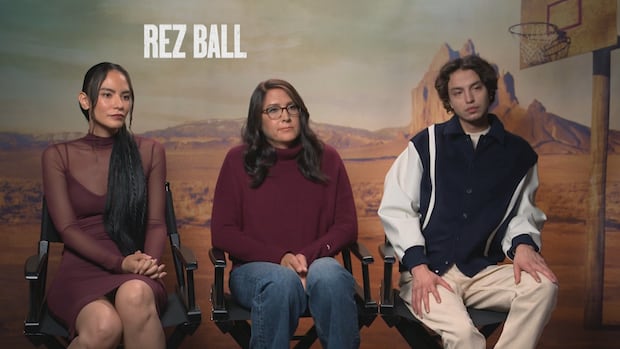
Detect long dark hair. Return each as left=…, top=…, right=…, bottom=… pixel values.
left=80, top=62, right=147, bottom=255
left=242, top=79, right=327, bottom=188
left=434, top=54, right=498, bottom=114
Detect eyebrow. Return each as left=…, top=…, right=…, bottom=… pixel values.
left=449, top=81, right=483, bottom=92
left=265, top=102, right=294, bottom=106
left=99, top=87, right=131, bottom=95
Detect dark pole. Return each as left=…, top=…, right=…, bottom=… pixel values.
left=583, top=45, right=612, bottom=328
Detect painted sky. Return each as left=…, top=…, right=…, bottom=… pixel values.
left=0, top=0, right=618, bottom=133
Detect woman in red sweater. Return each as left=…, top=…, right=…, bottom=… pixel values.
left=211, top=79, right=360, bottom=348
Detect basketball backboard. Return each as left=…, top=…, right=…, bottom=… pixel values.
left=513, top=0, right=617, bottom=68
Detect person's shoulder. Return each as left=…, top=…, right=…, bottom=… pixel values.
left=46, top=135, right=85, bottom=147
left=500, top=129, right=538, bottom=167
left=322, top=143, right=339, bottom=155
left=321, top=143, right=344, bottom=161
left=42, top=143, right=60, bottom=159
left=43, top=141, right=64, bottom=151
left=410, top=125, right=432, bottom=145
left=488, top=114, right=531, bottom=148
left=504, top=129, right=535, bottom=151
left=216, top=144, right=246, bottom=174
left=134, top=135, right=163, bottom=149
left=42, top=137, right=77, bottom=157
left=225, top=144, right=246, bottom=157
left=134, top=136, right=167, bottom=158
left=221, top=144, right=247, bottom=164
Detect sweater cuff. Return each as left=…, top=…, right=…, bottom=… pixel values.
left=508, top=234, right=539, bottom=259
left=402, top=245, right=429, bottom=273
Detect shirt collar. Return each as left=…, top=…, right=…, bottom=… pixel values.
left=275, top=143, right=303, bottom=160
left=83, top=132, right=115, bottom=147
left=443, top=114, right=506, bottom=144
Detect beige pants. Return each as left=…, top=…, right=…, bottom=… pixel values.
left=399, top=264, right=558, bottom=349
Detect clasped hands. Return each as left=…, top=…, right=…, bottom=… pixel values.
left=121, top=250, right=167, bottom=279
left=281, top=252, right=308, bottom=289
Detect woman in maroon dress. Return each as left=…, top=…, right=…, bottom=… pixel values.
left=42, top=62, right=168, bottom=349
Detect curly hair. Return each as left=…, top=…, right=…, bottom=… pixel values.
left=434, top=55, right=498, bottom=114
left=242, top=79, right=327, bottom=188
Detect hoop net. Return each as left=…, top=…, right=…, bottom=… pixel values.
left=509, top=22, right=571, bottom=66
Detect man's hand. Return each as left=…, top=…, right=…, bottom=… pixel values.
left=281, top=253, right=308, bottom=288
left=513, top=244, right=557, bottom=284
left=410, top=264, right=454, bottom=318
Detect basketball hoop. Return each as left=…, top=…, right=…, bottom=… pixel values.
left=508, top=22, right=571, bottom=66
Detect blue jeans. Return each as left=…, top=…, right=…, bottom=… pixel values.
left=230, top=257, right=360, bottom=349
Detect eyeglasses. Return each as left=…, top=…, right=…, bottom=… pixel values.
left=262, top=104, right=300, bottom=120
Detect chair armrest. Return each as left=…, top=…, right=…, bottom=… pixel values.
left=171, top=245, right=199, bottom=312
left=378, top=241, right=396, bottom=313
left=172, top=245, right=197, bottom=271
left=209, top=247, right=227, bottom=267
left=209, top=247, right=228, bottom=319
left=24, top=252, right=49, bottom=324
left=348, top=241, right=375, bottom=265
left=378, top=241, right=396, bottom=264
left=24, top=253, right=47, bottom=280
left=343, top=242, right=377, bottom=311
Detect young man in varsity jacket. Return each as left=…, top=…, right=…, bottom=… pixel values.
left=378, top=55, right=558, bottom=349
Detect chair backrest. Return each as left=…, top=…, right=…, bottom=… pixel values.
left=40, top=198, right=62, bottom=244
left=164, top=181, right=187, bottom=291
left=164, top=181, right=179, bottom=240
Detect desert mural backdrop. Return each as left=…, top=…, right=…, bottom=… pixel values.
left=1, top=1, right=619, bottom=348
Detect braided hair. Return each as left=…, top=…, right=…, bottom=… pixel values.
left=80, top=62, right=147, bottom=255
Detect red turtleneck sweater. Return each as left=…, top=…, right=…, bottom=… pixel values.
left=211, top=143, right=357, bottom=267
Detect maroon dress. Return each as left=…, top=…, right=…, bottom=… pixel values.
left=41, top=133, right=168, bottom=338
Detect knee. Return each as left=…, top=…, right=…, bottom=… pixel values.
left=308, top=258, right=354, bottom=286
left=115, top=280, right=157, bottom=317
left=76, top=311, right=123, bottom=348
left=250, top=268, right=306, bottom=316
left=535, top=277, right=559, bottom=305
left=524, top=274, right=558, bottom=296
left=307, top=258, right=355, bottom=294
left=517, top=274, right=559, bottom=312
left=264, top=268, right=304, bottom=298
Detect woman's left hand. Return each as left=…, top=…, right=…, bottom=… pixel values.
left=132, top=251, right=168, bottom=279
